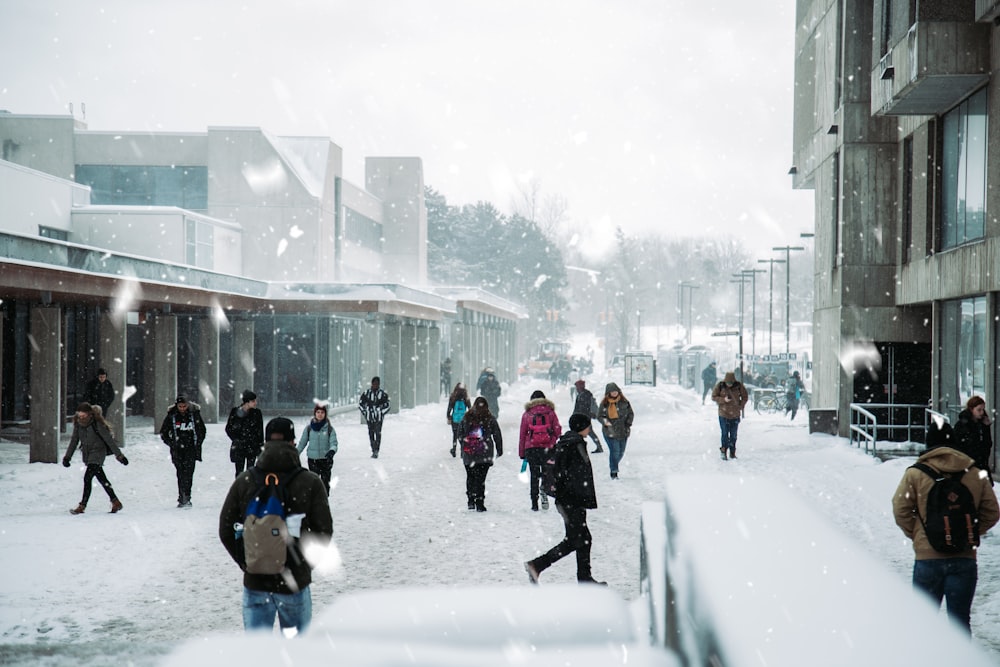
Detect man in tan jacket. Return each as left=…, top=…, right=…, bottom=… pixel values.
left=711, top=371, right=748, bottom=460
left=892, top=420, right=999, bottom=633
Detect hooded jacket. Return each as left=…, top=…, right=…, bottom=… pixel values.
left=64, top=417, right=123, bottom=466
left=218, top=441, right=333, bottom=594
left=597, top=383, right=633, bottom=440
left=160, top=402, right=207, bottom=462
left=892, top=446, right=999, bottom=560
left=711, top=378, right=748, bottom=419
left=551, top=430, right=598, bottom=509
left=518, top=397, right=562, bottom=458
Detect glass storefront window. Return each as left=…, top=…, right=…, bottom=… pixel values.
left=940, top=295, right=986, bottom=419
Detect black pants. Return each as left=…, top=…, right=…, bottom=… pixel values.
left=174, top=456, right=196, bottom=502
left=524, top=448, right=549, bottom=501
left=786, top=396, right=800, bottom=420
left=81, top=464, right=117, bottom=505
left=465, top=462, right=491, bottom=508
left=308, top=457, right=333, bottom=496
left=232, top=442, right=258, bottom=478
left=531, top=503, right=592, bottom=580
left=366, top=420, right=383, bottom=454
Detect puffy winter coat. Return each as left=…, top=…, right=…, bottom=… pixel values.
left=297, top=419, right=338, bottom=460
left=551, top=431, right=598, bottom=510
left=160, top=403, right=207, bottom=463
left=712, top=381, right=748, bottom=420
left=218, top=441, right=332, bottom=594
left=892, top=446, right=999, bottom=560
left=359, top=388, right=390, bottom=423
left=225, top=406, right=264, bottom=456
left=518, top=398, right=562, bottom=458
left=64, top=418, right=123, bottom=466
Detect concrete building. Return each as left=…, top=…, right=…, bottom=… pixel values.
left=0, top=112, right=522, bottom=462
left=791, top=0, right=999, bottom=464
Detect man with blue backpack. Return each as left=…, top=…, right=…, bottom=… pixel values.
left=218, top=417, right=332, bottom=636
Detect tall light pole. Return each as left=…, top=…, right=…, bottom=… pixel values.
left=773, top=245, right=806, bottom=354
left=678, top=282, right=699, bottom=344
left=731, top=274, right=751, bottom=377
left=757, top=258, right=785, bottom=355
left=741, top=268, right=766, bottom=355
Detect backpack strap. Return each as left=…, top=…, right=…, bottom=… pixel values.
left=910, top=462, right=941, bottom=480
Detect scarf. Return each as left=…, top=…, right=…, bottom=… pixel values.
left=607, top=395, right=620, bottom=420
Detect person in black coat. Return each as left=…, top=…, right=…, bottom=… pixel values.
left=159, top=395, right=207, bottom=507
left=226, top=389, right=264, bottom=477
left=954, top=395, right=994, bottom=484
left=524, top=413, right=604, bottom=585
left=459, top=397, right=502, bottom=512
left=573, top=379, right=602, bottom=453
left=84, top=368, right=116, bottom=416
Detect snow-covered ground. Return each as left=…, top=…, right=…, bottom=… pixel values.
left=1, top=370, right=998, bottom=665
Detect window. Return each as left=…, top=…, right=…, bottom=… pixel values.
left=901, top=137, right=912, bottom=264
left=344, top=207, right=383, bottom=251
left=940, top=295, right=987, bottom=418
left=185, top=218, right=214, bottom=270
left=832, top=151, right=841, bottom=268
left=75, top=165, right=208, bottom=209
left=39, top=226, right=68, bottom=241
left=940, top=88, right=987, bottom=250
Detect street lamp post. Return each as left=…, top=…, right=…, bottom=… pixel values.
left=741, top=268, right=766, bottom=355
left=773, top=245, right=806, bottom=354
left=731, top=274, right=750, bottom=376
left=757, top=258, right=785, bottom=355
left=678, top=282, right=699, bottom=344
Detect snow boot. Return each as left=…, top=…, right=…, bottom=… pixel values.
left=720, top=447, right=728, bottom=461
left=476, top=501, right=487, bottom=512
left=110, top=499, right=123, bottom=513
left=467, top=500, right=475, bottom=511
left=524, top=561, right=541, bottom=585
left=531, top=497, right=539, bottom=511
left=450, top=444, right=457, bottom=458
left=540, top=494, right=549, bottom=510
left=729, top=448, right=737, bottom=460
left=70, top=504, right=86, bottom=515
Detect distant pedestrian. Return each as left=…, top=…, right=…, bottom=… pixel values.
left=84, top=368, right=116, bottom=416
left=573, top=379, right=602, bottom=453
left=597, top=382, right=634, bottom=479
left=159, top=395, right=206, bottom=508
left=218, top=417, right=332, bottom=636
left=524, top=413, right=604, bottom=585
left=63, top=402, right=128, bottom=515
left=446, top=382, right=471, bottom=458
left=440, top=358, right=452, bottom=397
left=297, top=404, right=338, bottom=496
left=519, top=390, right=561, bottom=512
left=784, top=371, right=802, bottom=420
left=459, top=396, right=502, bottom=512
left=226, top=389, right=264, bottom=477
left=479, top=371, right=502, bottom=418
left=954, top=396, right=994, bottom=485
left=358, top=376, right=390, bottom=458
left=712, top=371, right=748, bottom=460
left=892, top=419, right=999, bottom=632
left=700, top=362, right=717, bottom=405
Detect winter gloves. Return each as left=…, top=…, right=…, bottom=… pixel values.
left=62, top=458, right=71, bottom=467
left=117, top=454, right=129, bottom=466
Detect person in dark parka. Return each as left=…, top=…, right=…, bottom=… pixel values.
left=226, top=389, right=264, bottom=478
left=160, top=395, right=206, bottom=507
left=954, top=395, right=994, bottom=485
left=524, top=413, right=604, bottom=585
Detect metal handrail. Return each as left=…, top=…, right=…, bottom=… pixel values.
left=849, top=403, right=934, bottom=455
left=849, top=404, right=878, bottom=453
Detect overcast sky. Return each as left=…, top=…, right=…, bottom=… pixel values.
left=0, top=0, right=814, bottom=258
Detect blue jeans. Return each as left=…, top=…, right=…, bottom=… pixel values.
left=719, top=417, right=740, bottom=451
left=605, top=436, right=627, bottom=474
left=912, top=558, right=978, bottom=632
left=243, top=586, right=312, bottom=636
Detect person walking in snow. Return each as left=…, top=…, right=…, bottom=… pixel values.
left=459, top=396, right=502, bottom=512
left=892, top=420, right=999, bottom=633
left=63, top=402, right=128, bottom=515
left=596, top=382, right=634, bottom=479
left=84, top=368, right=116, bottom=417
left=446, top=382, right=471, bottom=458
left=524, top=413, right=605, bottom=585
left=440, top=357, right=452, bottom=397
left=358, top=376, right=390, bottom=458
left=519, top=390, right=562, bottom=511
left=954, top=395, right=994, bottom=485
left=297, top=403, right=338, bottom=496
left=573, top=379, right=602, bottom=453
left=712, top=371, right=748, bottom=460
left=226, top=389, right=264, bottom=477
left=784, top=371, right=802, bottom=421
left=700, top=361, right=717, bottom=405
left=159, top=395, right=206, bottom=507
left=479, top=371, right=502, bottom=418
left=218, top=417, right=333, bottom=636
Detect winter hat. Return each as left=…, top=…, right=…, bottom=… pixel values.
left=569, top=413, right=591, bottom=433
left=530, top=390, right=546, bottom=400
left=723, top=372, right=736, bottom=384
left=265, top=417, right=296, bottom=442
left=925, top=420, right=955, bottom=450
left=175, top=395, right=187, bottom=404
left=241, top=389, right=257, bottom=403
left=575, top=379, right=586, bottom=389
left=605, top=382, right=621, bottom=395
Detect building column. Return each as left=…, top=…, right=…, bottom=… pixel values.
left=29, top=306, right=62, bottom=463
left=151, top=313, right=178, bottom=431
left=233, top=320, right=255, bottom=402
left=429, top=325, right=442, bottom=401
left=328, top=320, right=347, bottom=406
left=198, top=315, right=220, bottom=424
left=382, top=319, right=402, bottom=416
left=399, top=321, right=417, bottom=410
left=99, top=309, right=127, bottom=440
left=414, top=324, right=431, bottom=406
left=451, top=320, right=466, bottom=389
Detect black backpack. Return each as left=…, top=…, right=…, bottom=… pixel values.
left=911, top=463, right=980, bottom=554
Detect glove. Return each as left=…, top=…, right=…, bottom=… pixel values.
left=117, top=454, right=129, bottom=466
left=62, top=458, right=71, bottom=468
left=326, top=450, right=336, bottom=462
